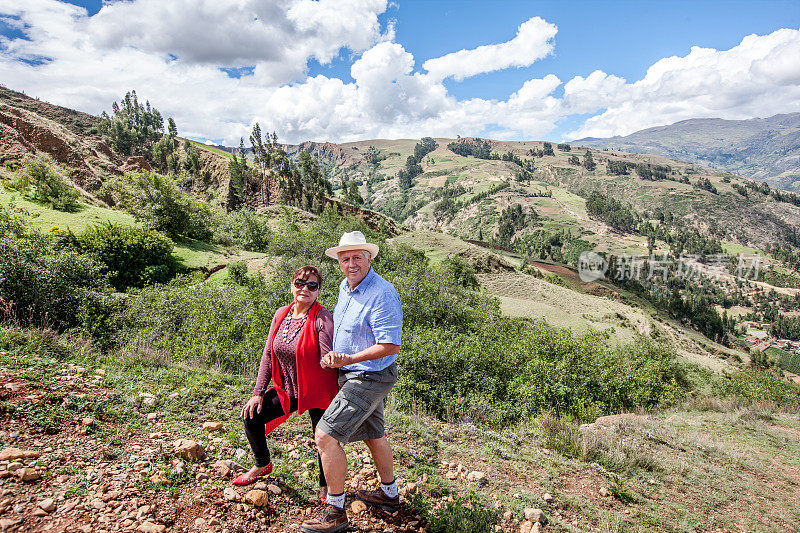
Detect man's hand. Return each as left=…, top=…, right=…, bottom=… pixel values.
left=321, top=351, right=350, bottom=368
left=241, top=395, right=263, bottom=419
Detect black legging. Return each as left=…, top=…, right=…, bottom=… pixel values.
left=243, top=388, right=326, bottom=487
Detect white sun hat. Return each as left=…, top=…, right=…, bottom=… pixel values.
left=324, top=231, right=380, bottom=259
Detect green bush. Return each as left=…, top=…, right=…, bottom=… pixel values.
left=227, top=261, right=248, bottom=285
left=102, top=171, right=212, bottom=240
left=118, top=276, right=283, bottom=373
left=712, top=369, right=800, bottom=407
left=0, top=236, right=109, bottom=330
left=214, top=208, right=271, bottom=251
left=397, top=320, right=689, bottom=424
left=0, top=201, right=29, bottom=238
left=11, top=159, right=80, bottom=212
left=59, top=223, right=180, bottom=291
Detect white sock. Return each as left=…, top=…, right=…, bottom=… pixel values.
left=326, top=491, right=345, bottom=509
left=380, top=479, right=398, bottom=498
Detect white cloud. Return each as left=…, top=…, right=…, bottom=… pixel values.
left=0, top=2, right=798, bottom=146
left=566, top=28, right=800, bottom=139
left=422, top=17, right=557, bottom=82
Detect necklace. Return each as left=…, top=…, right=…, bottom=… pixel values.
left=282, top=305, right=309, bottom=343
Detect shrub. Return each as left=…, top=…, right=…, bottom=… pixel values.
left=117, top=276, right=283, bottom=373
left=397, top=321, right=689, bottom=424
left=227, top=261, right=248, bottom=285
left=0, top=236, right=109, bottom=330
left=11, top=159, right=80, bottom=212
left=101, top=171, right=213, bottom=240
left=214, top=208, right=271, bottom=252
left=0, top=201, right=28, bottom=238
left=66, top=223, right=180, bottom=291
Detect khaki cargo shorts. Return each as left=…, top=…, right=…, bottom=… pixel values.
left=317, top=363, right=397, bottom=444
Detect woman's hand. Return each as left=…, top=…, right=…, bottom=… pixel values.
left=241, top=395, right=263, bottom=419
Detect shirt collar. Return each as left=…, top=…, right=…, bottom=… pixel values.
left=345, top=267, right=376, bottom=294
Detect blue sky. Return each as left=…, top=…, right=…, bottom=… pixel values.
left=2, top=1, right=799, bottom=144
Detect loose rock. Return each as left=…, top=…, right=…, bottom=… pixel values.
left=37, top=498, right=55, bottom=512
left=244, top=489, right=269, bottom=507
left=202, top=422, right=224, bottom=432
left=137, top=522, right=166, bottom=533
left=223, top=487, right=240, bottom=501
left=524, top=508, right=546, bottom=524
left=351, top=500, right=367, bottom=514
left=0, top=448, right=39, bottom=462
left=17, top=468, right=40, bottom=482
left=174, top=439, right=205, bottom=461
left=466, top=471, right=488, bottom=484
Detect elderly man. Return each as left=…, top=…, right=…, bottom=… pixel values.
left=301, top=231, right=403, bottom=533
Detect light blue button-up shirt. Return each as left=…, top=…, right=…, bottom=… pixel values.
left=333, top=267, right=403, bottom=372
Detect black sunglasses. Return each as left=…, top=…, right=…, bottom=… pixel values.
left=293, top=278, right=320, bottom=291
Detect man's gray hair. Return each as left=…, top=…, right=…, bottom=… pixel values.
left=337, top=249, right=371, bottom=261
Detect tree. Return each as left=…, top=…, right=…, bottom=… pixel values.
left=227, top=138, right=247, bottom=210
left=167, top=118, right=178, bottom=138
left=98, top=90, right=164, bottom=156
left=583, top=149, right=596, bottom=171
left=250, top=122, right=271, bottom=206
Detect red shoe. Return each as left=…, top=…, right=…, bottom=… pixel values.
left=232, top=463, right=273, bottom=486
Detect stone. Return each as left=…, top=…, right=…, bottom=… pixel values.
left=32, top=508, right=48, bottom=517
left=146, top=413, right=158, bottom=422
left=194, top=518, right=206, bottom=527
left=136, top=522, right=166, bottom=533
left=208, top=517, right=221, bottom=526
left=266, top=484, right=281, bottom=495
left=532, top=523, right=542, bottom=533
left=520, top=520, right=533, bottom=533
left=17, top=468, right=40, bottom=482
left=212, top=460, right=231, bottom=478
left=466, top=471, right=488, bottom=484
left=6, top=463, right=22, bottom=472
left=351, top=500, right=367, bottom=514
left=542, top=493, right=553, bottom=503
left=503, top=510, right=513, bottom=521
left=173, top=439, right=205, bottom=461
left=95, top=369, right=106, bottom=376
left=524, top=508, right=546, bottom=523
left=38, top=498, right=55, bottom=512
left=404, top=482, right=417, bottom=494
left=599, top=487, right=610, bottom=497
left=202, top=422, right=224, bottom=432
left=445, top=471, right=459, bottom=480
left=149, top=474, right=169, bottom=485
left=244, top=489, right=269, bottom=507
left=81, top=417, right=95, bottom=426
left=0, top=518, right=22, bottom=531
left=223, top=487, right=239, bottom=501
left=0, top=448, right=39, bottom=461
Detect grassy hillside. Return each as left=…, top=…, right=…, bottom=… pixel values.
left=578, top=113, right=800, bottom=192
left=299, top=137, right=800, bottom=255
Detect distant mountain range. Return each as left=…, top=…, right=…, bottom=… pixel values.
left=577, top=113, right=800, bottom=192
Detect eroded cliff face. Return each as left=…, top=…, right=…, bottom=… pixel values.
left=0, top=87, right=231, bottom=203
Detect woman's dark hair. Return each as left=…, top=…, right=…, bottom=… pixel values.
left=293, top=265, right=322, bottom=286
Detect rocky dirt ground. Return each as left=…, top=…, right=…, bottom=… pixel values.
left=2, top=329, right=800, bottom=533
left=0, top=345, right=549, bottom=533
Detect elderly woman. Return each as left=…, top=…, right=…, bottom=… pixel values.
left=235, top=265, right=339, bottom=501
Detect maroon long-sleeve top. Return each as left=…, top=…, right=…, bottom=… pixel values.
left=253, top=306, right=334, bottom=398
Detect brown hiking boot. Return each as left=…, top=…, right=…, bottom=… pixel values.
left=356, top=487, right=400, bottom=512
left=300, top=503, right=348, bottom=533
